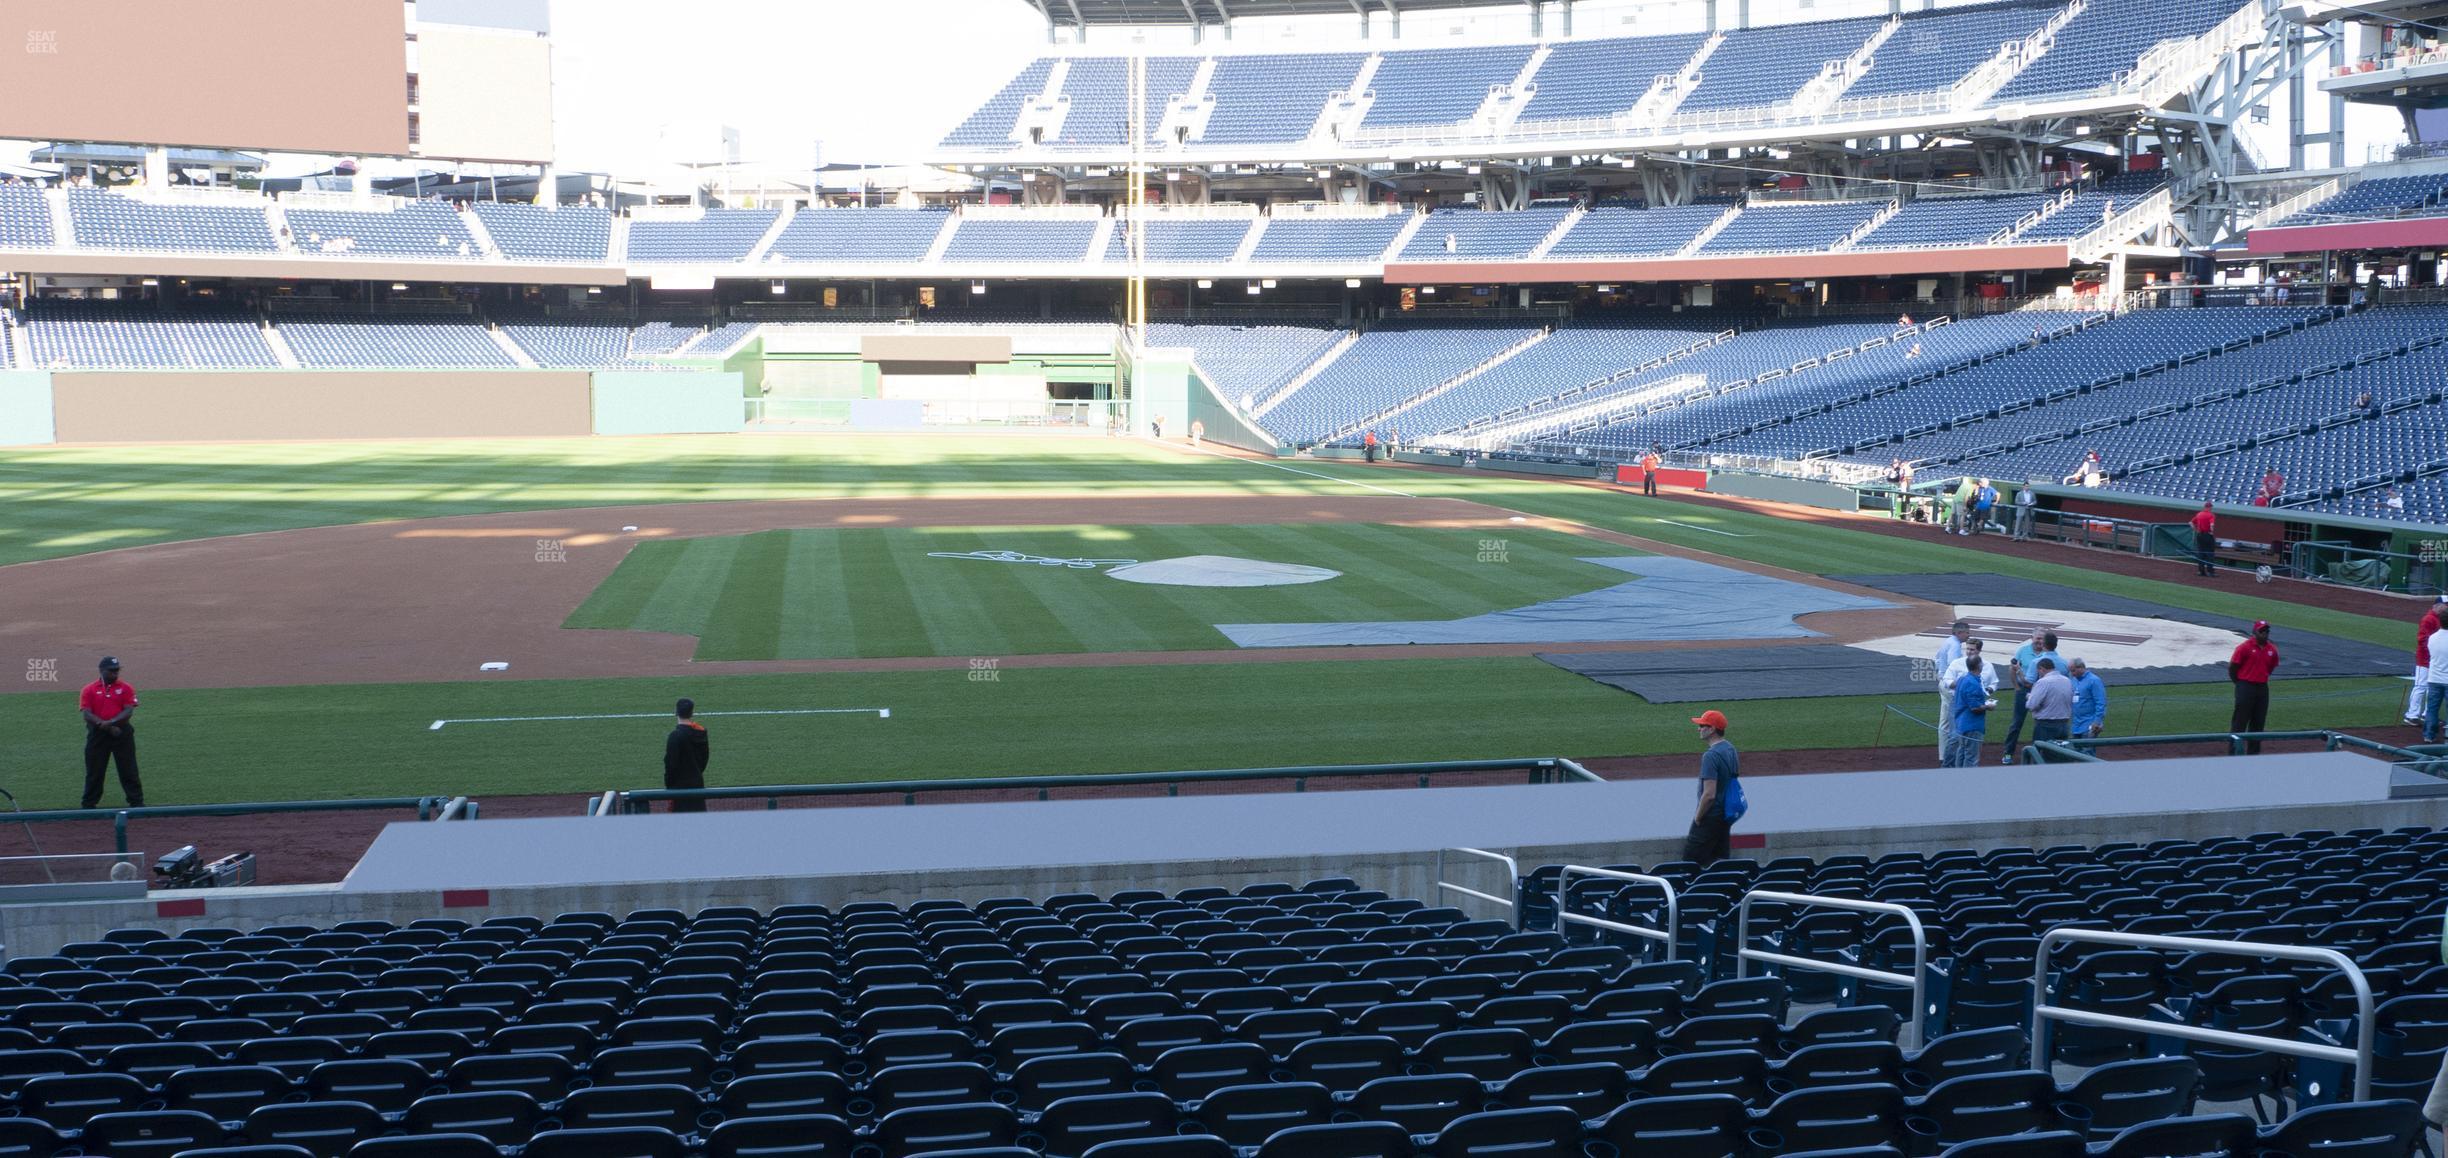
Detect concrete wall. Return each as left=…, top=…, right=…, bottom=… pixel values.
left=49, top=371, right=594, bottom=442
left=5, top=792, right=2439, bottom=958
left=0, top=371, right=54, bottom=445
left=589, top=370, right=744, bottom=436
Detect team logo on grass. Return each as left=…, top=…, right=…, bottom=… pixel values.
left=927, top=550, right=1139, bottom=569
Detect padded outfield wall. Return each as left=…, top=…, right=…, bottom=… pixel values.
left=13, top=371, right=743, bottom=443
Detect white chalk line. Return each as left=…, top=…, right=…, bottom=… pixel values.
left=1650, top=518, right=1751, bottom=538
left=1174, top=440, right=1418, bottom=499
left=430, top=707, right=890, bottom=732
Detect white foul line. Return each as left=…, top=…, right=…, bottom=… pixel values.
left=430, top=707, right=891, bottom=732
left=1174, top=440, right=1418, bottom=498
left=1650, top=518, right=1751, bottom=538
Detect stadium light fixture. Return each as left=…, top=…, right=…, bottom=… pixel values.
left=139, top=278, right=159, bottom=287
left=1466, top=164, right=1482, bottom=175
left=1422, top=286, right=1438, bottom=295
left=770, top=281, right=787, bottom=295
left=2075, top=125, right=2092, bottom=135
left=1197, top=279, right=1213, bottom=289
left=1246, top=283, right=1262, bottom=295
left=390, top=283, right=408, bottom=291
left=970, top=282, right=987, bottom=294
left=1261, top=279, right=1277, bottom=289
left=1345, top=279, right=1362, bottom=288
left=1316, top=167, right=1332, bottom=179
left=1165, top=171, right=1182, bottom=181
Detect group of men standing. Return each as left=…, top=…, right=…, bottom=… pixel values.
left=1921, top=478, right=2040, bottom=538
left=1931, top=622, right=2104, bottom=767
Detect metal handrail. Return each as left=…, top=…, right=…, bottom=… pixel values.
left=1436, top=847, right=1520, bottom=924
left=616, top=756, right=1602, bottom=812
left=2032, top=928, right=2375, bottom=1103
left=0, top=797, right=451, bottom=855
left=1559, top=865, right=1679, bottom=961
left=1738, top=889, right=1930, bottom=1048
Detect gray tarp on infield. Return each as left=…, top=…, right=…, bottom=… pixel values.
left=1216, top=556, right=1896, bottom=648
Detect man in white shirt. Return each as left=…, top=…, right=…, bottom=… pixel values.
left=2425, top=619, right=2448, bottom=743
left=1940, top=634, right=1999, bottom=764
left=1931, top=620, right=1971, bottom=762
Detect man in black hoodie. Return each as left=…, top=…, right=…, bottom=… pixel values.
left=664, top=698, right=710, bottom=813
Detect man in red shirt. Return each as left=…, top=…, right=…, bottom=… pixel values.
left=78, top=656, right=145, bottom=809
left=2227, top=622, right=2280, bottom=754
left=1640, top=447, right=1662, bottom=497
left=2412, top=599, right=2445, bottom=726
left=2190, top=502, right=2218, bottom=577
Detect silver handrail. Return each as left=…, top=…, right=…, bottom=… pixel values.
left=1559, top=865, right=1679, bottom=961
left=2031, top=928, right=2375, bottom=1103
left=1435, top=847, right=1519, bottom=925
left=1738, top=889, right=1929, bottom=1048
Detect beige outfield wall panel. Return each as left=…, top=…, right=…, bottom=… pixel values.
left=0, top=0, right=409, bottom=155
left=413, top=24, right=555, bottom=164
left=50, top=372, right=593, bottom=443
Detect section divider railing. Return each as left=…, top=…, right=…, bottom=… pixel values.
left=1559, top=865, right=1679, bottom=960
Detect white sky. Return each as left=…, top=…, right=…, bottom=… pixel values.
left=547, top=0, right=1055, bottom=172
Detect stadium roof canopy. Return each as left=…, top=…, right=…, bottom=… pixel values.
left=1016, top=0, right=1539, bottom=31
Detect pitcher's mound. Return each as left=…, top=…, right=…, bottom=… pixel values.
left=1106, top=556, right=1341, bottom=588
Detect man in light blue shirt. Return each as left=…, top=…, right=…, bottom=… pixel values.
left=2069, top=658, right=2107, bottom=739
left=1931, top=619, right=1970, bottom=762
left=1999, top=628, right=2063, bottom=763
left=1949, top=656, right=1992, bottom=767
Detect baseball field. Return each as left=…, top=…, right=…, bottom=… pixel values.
left=0, top=433, right=2415, bottom=815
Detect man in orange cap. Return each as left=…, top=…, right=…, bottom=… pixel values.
left=1683, top=710, right=1740, bottom=864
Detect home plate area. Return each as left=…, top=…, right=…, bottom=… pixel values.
left=1540, top=573, right=2409, bottom=703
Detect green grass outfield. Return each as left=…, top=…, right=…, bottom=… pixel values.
left=0, top=434, right=2415, bottom=807
left=0, top=663, right=2406, bottom=809
left=567, top=523, right=1633, bottom=659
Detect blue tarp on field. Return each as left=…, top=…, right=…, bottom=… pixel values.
left=1216, top=556, right=1897, bottom=648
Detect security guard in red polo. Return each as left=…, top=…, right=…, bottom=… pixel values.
left=78, top=656, right=145, bottom=809
left=2227, top=622, right=2281, bottom=755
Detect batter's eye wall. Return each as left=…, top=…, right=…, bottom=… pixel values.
left=49, top=372, right=593, bottom=442
left=0, top=0, right=411, bottom=156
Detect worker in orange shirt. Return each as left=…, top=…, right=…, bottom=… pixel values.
left=1639, top=446, right=1662, bottom=497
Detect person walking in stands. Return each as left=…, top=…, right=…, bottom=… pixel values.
left=1363, top=430, right=1380, bottom=463
left=2228, top=621, right=2280, bottom=753
left=78, top=656, right=144, bottom=810
left=2191, top=501, right=2219, bottom=577
left=2424, top=615, right=2448, bottom=744
left=1947, top=653, right=1993, bottom=767
left=1640, top=446, right=1662, bottom=496
left=1970, top=478, right=1997, bottom=536
left=2068, top=658, right=2107, bottom=739
left=1999, top=628, right=2062, bottom=764
left=2012, top=480, right=2038, bottom=541
left=663, top=698, right=711, bottom=813
left=2412, top=598, right=2445, bottom=727
left=2026, top=657, right=2075, bottom=752
left=1932, top=619, right=1973, bottom=762
left=1682, top=710, right=1740, bottom=865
